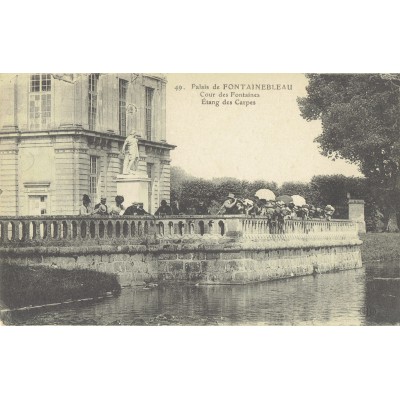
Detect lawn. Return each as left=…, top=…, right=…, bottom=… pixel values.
left=360, top=232, right=400, bottom=262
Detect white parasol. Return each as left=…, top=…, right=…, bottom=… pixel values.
left=291, top=195, right=306, bottom=207
left=255, top=189, right=275, bottom=201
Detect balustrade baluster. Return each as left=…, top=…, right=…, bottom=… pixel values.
left=15, top=221, right=20, bottom=241
left=56, top=221, right=62, bottom=240
left=45, top=221, right=52, bottom=241
left=159, top=222, right=165, bottom=236
left=22, top=221, right=29, bottom=242
left=75, top=220, right=81, bottom=240
left=130, top=221, right=135, bottom=237
left=208, top=220, right=214, bottom=234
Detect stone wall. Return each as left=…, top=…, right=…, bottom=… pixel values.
left=0, top=240, right=362, bottom=287
left=0, top=216, right=363, bottom=286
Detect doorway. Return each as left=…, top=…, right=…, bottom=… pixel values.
left=28, top=195, right=48, bottom=215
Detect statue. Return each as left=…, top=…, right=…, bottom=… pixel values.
left=121, top=104, right=140, bottom=175
left=121, top=131, right=140, bottom=174
left=126, top=103, right=137, bottom=135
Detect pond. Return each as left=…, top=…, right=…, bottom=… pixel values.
left=1, top=262, right=399, bottom=325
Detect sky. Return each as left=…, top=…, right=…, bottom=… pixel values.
left=166, top=74, right=362, bottom=184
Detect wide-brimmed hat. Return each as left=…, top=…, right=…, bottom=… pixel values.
left=98, top=204, right=107, bottom=212
left=227, top=193, right=235, bottom=199
left=325, top=205, right=334, bottom=211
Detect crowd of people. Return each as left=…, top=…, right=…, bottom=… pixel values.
left=78, top=195, right=183, bottom=217
left=217, top=193, right=335, bottom=221
left=78, top=192, right=335, bottom=221
left=79, top=195, right=151, bottom=217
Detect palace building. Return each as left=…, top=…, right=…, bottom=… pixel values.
left=0, top=74, right=174, bottom=216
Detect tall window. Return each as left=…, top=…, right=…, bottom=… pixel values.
left=145, top=87, right=154, bottom=140
left=29, top=74, right=52, bottom=129
left=119, top=79, right=128, bottom=135
left=88, top=74, right=99, bottom=130
left=89, top=156, right=99, bottom=197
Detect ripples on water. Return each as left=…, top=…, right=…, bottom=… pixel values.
left=1, top=262, right=400, bottom=326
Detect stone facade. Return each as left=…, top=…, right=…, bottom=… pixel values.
left=0, top=74, right=174, bottom=216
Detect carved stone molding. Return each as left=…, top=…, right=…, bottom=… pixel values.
left=0, top=150, right=18, bottom=155
left=55, top=149, right=88, bottom=154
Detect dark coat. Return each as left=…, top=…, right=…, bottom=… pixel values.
left=155, top=204, right=172, bottom=216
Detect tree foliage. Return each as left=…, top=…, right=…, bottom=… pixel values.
left=298, top=74, right=400, bottom=230
left=298, top=74, right=400, bottom=188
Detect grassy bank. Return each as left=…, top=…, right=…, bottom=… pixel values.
left=0, top=265, right=121, bottom=309
left=360, top=233, right=400, bottom=262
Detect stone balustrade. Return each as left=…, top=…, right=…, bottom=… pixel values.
left=241, top=218, right=358, bottom=239
left=0, top=215, right=359, bottom=248
left=0, top=215, right=156, bottom=246
left=0, top=215, right=362, bottom=286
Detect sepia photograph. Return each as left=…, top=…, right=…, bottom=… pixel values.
left=0, top=72, right=399, bottom=326
left=2, top=2, right=400, bottom=399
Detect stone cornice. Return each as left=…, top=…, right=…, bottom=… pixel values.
left=0, top=129, right=176, bottom=150
left=139, top=139, right=176, bottom=150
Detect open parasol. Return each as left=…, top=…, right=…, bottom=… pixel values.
left=291, top=195, right=306, bottom=207
left=255, top=189, right=275, bottom=201
left=275, top=195, right=293, bottom=205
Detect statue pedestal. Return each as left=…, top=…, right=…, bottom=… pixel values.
left=116, top=172, right=151, bottom=211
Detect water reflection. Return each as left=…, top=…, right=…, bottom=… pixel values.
left=365, top=262, right=400, bottom=325
left=2, top=262, right=400, bottom=325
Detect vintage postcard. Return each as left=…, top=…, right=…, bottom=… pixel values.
left=0, top=73, right=399, bottom=326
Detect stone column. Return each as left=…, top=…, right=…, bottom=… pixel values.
left=0, top=141, right=19, bottom=216
left=0, top=75, right=18, bottom=131
left=348, top=199, right=366, bottom=233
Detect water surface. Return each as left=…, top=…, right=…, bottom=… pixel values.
left=1, top=262, right=400, bottom=325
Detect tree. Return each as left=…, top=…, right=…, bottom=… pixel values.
left=178, top=179, right=216, bottom=212
left=170, top=166, right=194, bottom=205
left=278, top=181, right=312, bottom=199
left=298, top=74, right=400, bottom=231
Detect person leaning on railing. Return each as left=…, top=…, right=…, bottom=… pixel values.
left=195, top=201, right=210, bottom=215
left=123, top=202, right=152, bottom=216
left=218, top=193, right=239, bottom=215
left=109, top=195, right=125, bottom=216
left=79, top=194, right=93, bottom=215
left=154, top=200, right=173, bottom=217
left=92, top=196, right=108, bottom=215
left=324, top=205, right=335, bottom=220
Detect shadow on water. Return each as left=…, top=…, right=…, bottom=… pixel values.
left=364, top=262, right=400, bottom=326
left=2, top=262, right=400, bottom=326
